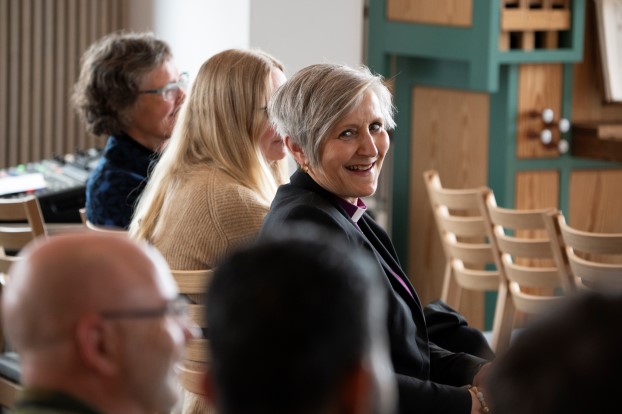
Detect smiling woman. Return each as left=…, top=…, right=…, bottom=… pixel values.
left=293, top=90, right=389, bottom=204
left=260, top=63, right=493, bottom=414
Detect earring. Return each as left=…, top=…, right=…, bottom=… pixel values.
left=300, top=162, right=309, bottom=173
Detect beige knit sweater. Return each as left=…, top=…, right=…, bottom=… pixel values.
left=150, top=164, right=270, bottom=271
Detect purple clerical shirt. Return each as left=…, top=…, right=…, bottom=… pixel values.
left=335, top=197, right=415, bottom=300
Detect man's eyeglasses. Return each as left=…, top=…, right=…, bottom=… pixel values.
left=100, top=296, right=189, bottom=322
left=139, top=72, right=189, bottom=102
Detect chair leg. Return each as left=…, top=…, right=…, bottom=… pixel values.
left=442, top=263, right=462, bottom=309
left=490, top=283, right=515, bottom=355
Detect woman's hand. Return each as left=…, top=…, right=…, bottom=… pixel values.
left=472, top=362, right=492, bottom=388
left=467, top=385, right=490, bottom=414
left=468, top=387, right=483, bottom=414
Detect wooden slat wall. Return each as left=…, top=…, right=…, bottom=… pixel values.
left=0, top=0, right=129, bottom=169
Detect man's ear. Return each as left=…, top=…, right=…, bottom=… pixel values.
left=202, top=367, right=218, bottom=407
left=338, top=361, right=374, bottom=414
left=285, top=136, right=308, bottom=167
left=75, top=313, right=119, bottom=377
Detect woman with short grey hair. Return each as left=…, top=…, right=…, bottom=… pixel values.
left=261, top=63, right=491, bottom=414
left=269, top=63, right=395, bottom=168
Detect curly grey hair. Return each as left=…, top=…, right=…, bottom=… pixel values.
left=72, top=31, right=172, bottom=136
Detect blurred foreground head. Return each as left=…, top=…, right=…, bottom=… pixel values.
left=487, top=292, right=622, bottom=414
left=204, top=226, right=397, bottom=414
left=3, top=232, right=192, bottom=414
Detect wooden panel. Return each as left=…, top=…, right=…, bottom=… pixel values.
left=501, top=10, right=570, bottom=31
left=0, top=0, right=129, bottom=169
left=569, top=170, right=622, bottom=233
left=572, top=122, right=622, bottom=162
left=409, top=86, right=489, bottom=329
left=572, top=2, right=622, bottom=123
left=517, top=64, right=563, bottom=158
left=515, top=170, right=559, bottom=211
left=386, top=0, right=472, bottom=27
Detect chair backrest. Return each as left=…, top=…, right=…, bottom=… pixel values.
left=546, top=210, right=622, bottom=292
left=423, top=170, right=502, bottom=305
left=78, top=206, right=127, bottom=235
left=84, top=219, right=127, bottom=235
left=0, top=196, right=47, bottom=275
left=171, top=269, right=214, bottom=396
left=483, top=191, right=570, bottom=319
left=424, top=170, right=511, bottom=352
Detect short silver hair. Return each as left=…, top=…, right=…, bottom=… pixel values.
left=268, top=63, right=396, bottom=167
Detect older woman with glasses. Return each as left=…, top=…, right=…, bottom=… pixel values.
left=73, top=31, right=187, bottom=229
left=260, top=63, right=492, bottom=414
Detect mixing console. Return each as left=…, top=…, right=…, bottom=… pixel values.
left=0, top=148, right=102, bottom=223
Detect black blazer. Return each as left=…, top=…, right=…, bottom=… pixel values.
left=259, top=171, right=485, bottom=414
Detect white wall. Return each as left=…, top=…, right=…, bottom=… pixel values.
left=128, top=0, right=250, bottom=78
left=250, top=0, right=365, bottom=76
left=128, top=0, right=365, bottom=78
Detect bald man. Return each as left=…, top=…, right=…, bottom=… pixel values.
left=2, top=233, right=193, bottom=414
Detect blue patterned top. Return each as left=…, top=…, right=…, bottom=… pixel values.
left=85, top=133, right=157, bottom=229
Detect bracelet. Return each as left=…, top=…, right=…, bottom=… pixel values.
left=467, top=385, right=490, bottom=414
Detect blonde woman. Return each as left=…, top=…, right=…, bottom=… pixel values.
left=130, top=49, right=288, bottom=414
left=130, top=49, right=288, bottom=270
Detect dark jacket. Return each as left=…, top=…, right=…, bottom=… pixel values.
left=259, top=170, right=485, bottom=414
left=13, top=388, right=101, bottom=413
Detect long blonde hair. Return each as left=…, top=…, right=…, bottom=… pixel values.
left=129, top=49, right=288, bottom=241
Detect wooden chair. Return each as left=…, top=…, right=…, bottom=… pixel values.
left=0, top=196, right=47, bottom=275
left=423, top=170, right=508, bottom=351
left=78, top=206, right=127, bottom=235
left=545, top=210, right=622, bottom=292
left=83, top=218, right=127, bottom=235
left=78, top=207, right=87, bottom=225
left=0, top=196, right=46, bottom=409
left=171, top=269, right=214, bottom=398
left=482, top=190, right=572, bottom=353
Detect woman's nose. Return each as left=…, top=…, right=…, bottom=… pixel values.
left=359, top=130, right=379, bottom=157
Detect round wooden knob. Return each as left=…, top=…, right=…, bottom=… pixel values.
left=558, top=118, right=570, bottom=133
left=541, top=108, right=554, bottom=124
left=540, top=129, right=553, bottom=145
left=558, top=139, right=569, bottom=154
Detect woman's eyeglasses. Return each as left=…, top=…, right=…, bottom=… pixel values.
left=139, top=72, right=189, bottom=102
